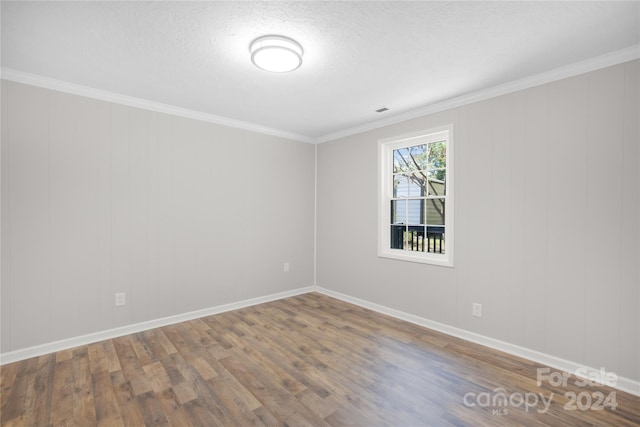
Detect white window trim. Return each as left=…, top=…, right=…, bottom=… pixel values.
left=377, top=124, right=454, bottom=267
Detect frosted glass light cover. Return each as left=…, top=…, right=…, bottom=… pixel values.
left=250, top=36, right=303, bottom=73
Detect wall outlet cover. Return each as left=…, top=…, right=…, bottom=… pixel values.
left=115, top=293, right=126, bottom=307
left=472, top=303, right=482, bottom=317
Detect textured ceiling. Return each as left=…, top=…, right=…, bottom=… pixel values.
left=2, top=1, right=639, bottom=142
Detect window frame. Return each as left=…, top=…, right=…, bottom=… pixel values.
left=377, top=124, right=454, bottom=267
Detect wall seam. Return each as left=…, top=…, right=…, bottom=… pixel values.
left=3, top=81, right=11, bottom=352
left=313, top=143, right=317, bottom=289
left=583, top=74, right=590, bottom=367
left=543, top=84, right=550, bottom=357
left=46, top=90, right=52, bottom=344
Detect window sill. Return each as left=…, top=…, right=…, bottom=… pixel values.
left=378, top=249, right=454, bottom=267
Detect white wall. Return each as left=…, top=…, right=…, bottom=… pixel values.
left=0, top=80, right=315, bottom=353
left=2, top=60, right=639, bottom=386
left=317, top=60, right=640, bottom=382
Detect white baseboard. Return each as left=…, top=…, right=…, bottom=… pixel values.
left=3, top=284, right=638, bottom=398
left=315, top=286, right=640, bottom=397
left=0, top=286, right=314, bottom=365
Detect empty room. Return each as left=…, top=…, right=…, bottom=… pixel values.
left=1, top=1, right=639, bottom=426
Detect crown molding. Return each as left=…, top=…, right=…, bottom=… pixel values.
left=316, top=44, right=640, bottom=143
left=0, top=67, right=316, bottom=144
left=3, top=44, right=638, bottom=145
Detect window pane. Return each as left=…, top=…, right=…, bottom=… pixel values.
left=426, top=198, right=445, bottom=225
left=393, top=174, right=409, bottom=198
left=428, top=141, right=446, bottom=169
left=409, top=173, right=427, bottom=197
left=390, top=200, right=406, bottom=224
left=390, top=225, right=405, bottom=249
left=393, top=147, right=411, bottom=173
left=427, top=170, right=446, bottom=196
left=405, top=226, right=427, bottom=252
left=426, top=229, right=446, bottom=254
left=409, top=144, right=428, bottom=170
left=407, top=199, right=425, bottom=225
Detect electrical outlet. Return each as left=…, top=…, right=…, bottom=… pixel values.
left=472, top=303, right=482, bottom=318
left=115, top=292, right=126, bottom=307
left=283, top=262, right=290, bottom=273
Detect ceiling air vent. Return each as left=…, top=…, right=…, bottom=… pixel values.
left=375, top=107, right=389, bottom=113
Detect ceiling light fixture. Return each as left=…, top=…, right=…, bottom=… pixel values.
left=250, top=35, right=303, bottom=73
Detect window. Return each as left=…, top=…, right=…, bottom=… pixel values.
left=378, top=125, right=453, bottom=266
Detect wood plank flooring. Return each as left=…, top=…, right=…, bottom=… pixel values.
left=1, top=292, right=639, bottom=426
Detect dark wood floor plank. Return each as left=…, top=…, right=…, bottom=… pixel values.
left=248, top=310, right=430, bottom=426
left=109, top=370, right=146, bottom=426
left=180, top=398, right=222, bottom=427
left=222, top=330, right=308, bottom=396
left=196, top=353, right=263, bottom=413
left=88, top=342, right=110, bottom=375
left=205, top=376, right=266, bottom=426
left=232, top=318, right=334, bottom=399
left=142, top=360, right=173, bottom=394
left=168, top=352, right=238, bottom=426
left=252, top=405, right=283, bottom=426
left=48, top=357, right=75, bottom=426
left=71, top=348, right=97, bottom=426
left=1, top=292, right=638, bottom=426
left=219, top=353, right=331, bottom=427
left=91, top=369, right=124, bottom=427
left=155, top=388, right=193, bottom=427
left=101, top=339, right=123, bottom=374
left=239, top=318, right=387, bottom=426
left=29, top=354, right=56, bottom=426
left=112, top=336, right=153, bottom=397
left=136, top=390, right=170, bottom=426
left=0, top=361, right=20, bottom=413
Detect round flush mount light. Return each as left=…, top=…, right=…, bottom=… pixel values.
left=250, top=35, right=303, bottom=73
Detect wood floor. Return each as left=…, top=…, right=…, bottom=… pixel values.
left=1, top=292, right=639, bottom=426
